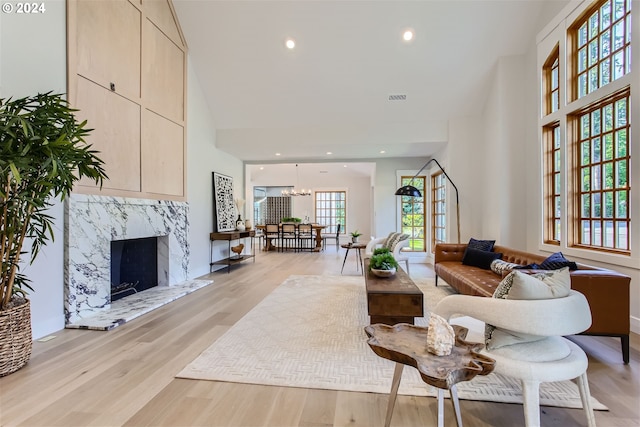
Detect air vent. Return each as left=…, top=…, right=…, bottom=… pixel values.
left=319, top=170, right=329, bottom=174
left=388, top=94, right=407, bottom=101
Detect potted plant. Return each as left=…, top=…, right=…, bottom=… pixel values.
left=350, top=230, right=362, bottom=243
left=369, top=248, right=399, bottom=277
left=281, top=217, right=302, bottom=224
left=0, top=92, right=107, bottom=376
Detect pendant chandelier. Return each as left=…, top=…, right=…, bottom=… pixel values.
left=282, top=164, right=311, bottom=197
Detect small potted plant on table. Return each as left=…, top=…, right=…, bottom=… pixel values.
left=369, top=248, right=399, bottom=277
left=350, top=230, right=362, bottom=243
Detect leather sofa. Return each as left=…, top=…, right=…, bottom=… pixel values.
left=434, top=243, right=631, bottom=364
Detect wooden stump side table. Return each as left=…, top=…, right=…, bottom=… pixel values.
left=364, top=323, right=495, bottom=427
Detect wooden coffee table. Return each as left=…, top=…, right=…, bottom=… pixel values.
left=364, top=258, right=423, bottom=325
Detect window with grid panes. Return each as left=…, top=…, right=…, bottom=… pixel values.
left=572, top=0, right=631, bottom=100
left=400, top=176, right=425, bottom=252
left=431, top=172, right=446, bottom=252
left=544, top=124, right=562, bottom=244
left=543, top=46, right=560, bottom=115
left=314, top=191, right=346, bottom=235
left=571, top=90, right=630, bottom=252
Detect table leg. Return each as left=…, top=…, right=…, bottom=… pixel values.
left=450, top=385, right=463, bottom=427
left=340, top=248, right=350, bottom=274
left=437, top=389, right=445, bottom=427
left=385, top=363, right=404, bottom=427
left=356, top=248, right=363, bottom=274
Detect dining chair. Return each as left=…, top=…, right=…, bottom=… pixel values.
left=265, top=223, right=280, bottom=251
left=279, top=223, right=297, bottom=252
left=297, top=223, right=314, bottom=252
left=322, top=223, right=341, bottom=251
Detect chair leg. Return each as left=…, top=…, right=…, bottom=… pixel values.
left=576, top=373, right=596, bottom=427
left=404, top=259, right=410, bottom=276
left=521, top=380, right=541, bottom=427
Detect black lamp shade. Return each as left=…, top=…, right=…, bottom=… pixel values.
left=395, top=185, right=422, bottom=197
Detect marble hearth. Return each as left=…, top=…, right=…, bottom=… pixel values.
left=65, top=194, right=191, bottom=325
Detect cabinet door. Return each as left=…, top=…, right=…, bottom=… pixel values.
left=143, top=20, right=185, bottom=124
left=76, top=0, right=141, bottom=100
left=141, top=109, right=184, bottom=196
left=76, top=77, right=142, bottom=192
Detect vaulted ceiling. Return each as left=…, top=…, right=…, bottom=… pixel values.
left=173, top=0, right=568, bottom=163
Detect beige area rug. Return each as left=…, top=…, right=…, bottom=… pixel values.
left=177, top=275, right=606, bottom=410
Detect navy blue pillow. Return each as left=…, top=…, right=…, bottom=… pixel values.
left=540, top=252, right=578, bottom=271
left=462, top=248, right=503, bottom=270
left=515, top=252, right=578, bottom=271
left=467, top=238, right=496, bottom=252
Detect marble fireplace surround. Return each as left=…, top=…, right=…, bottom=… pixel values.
left=65, top=194, right=190, bottom=324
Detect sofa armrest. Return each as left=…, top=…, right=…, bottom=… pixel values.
left=570, top=269, right=630, bottom=335
left=434, top=243, right=467, bottom=264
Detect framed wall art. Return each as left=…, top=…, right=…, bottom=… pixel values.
left=212, top=172, right=235, bottom=232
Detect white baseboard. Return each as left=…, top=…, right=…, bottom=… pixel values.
left=631, top=315, right=640, bottom=335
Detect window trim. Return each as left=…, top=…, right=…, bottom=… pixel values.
left=314, top=190, right=346, bottom=235
left=567, top=87, right=631, bottom=255
left=431, top=171, right=446, bottom=252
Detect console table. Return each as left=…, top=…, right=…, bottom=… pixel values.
left=209, top=230, right=255, bottom=273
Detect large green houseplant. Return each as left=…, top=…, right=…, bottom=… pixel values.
left=0, top=92, right=107, bottom=376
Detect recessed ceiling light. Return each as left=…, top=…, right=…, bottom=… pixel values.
left=260, top=167, right=264, bottom=170
left=402, top=29, right=414, bottom=42
left=285, top=38, right=295, bottom=49
left=275, top=153, right=281, bottom=156
left=380, top=150, right=386, bottom=154
left=343, top=165, right=347, bottom=168
left=326, top=151, right=332, bottom=155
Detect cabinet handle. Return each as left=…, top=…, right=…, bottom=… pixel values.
left=110, top=82, right=116, bottom=91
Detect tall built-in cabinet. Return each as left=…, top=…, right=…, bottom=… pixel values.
left=67, top=0, right=187, bottom=201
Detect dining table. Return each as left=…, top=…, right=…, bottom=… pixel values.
left=255, top=223, right=327, bottom=252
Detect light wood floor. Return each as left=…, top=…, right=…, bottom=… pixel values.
left=1, top=247, right=638, bottom=426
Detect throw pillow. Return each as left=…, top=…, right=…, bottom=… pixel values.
left=490, top=259, right=522, bottom=276
left=462, top=248, right=503, bottom=270
left=539, top=252, right=578, bottom=271
left=514, top=252, right=578, bottom=271
left=466, top=237, right=495, bottom=252
left=485, top=268, right=571, bottom=349
left=383, top=232, right=409, bottom=251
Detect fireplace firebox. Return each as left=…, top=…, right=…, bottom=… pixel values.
left=110, top=237, right=158, bottom=302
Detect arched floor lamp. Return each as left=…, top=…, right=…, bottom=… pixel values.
left=395, top=159, right=461, bottom=244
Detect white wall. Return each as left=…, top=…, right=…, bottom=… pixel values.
left=0, top=1, right=68, bottom=338
left=479, top=56, right=527, bottom=248
left=446, top=117, right=484, bottom=242
left=186, top=59, right=244, bottom=277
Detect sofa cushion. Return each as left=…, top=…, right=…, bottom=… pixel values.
left=383, top=232, right=409, bottom=251
left=462, top=248, right=502, bottom=270
left=485, top=268, right=571, bottom=349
